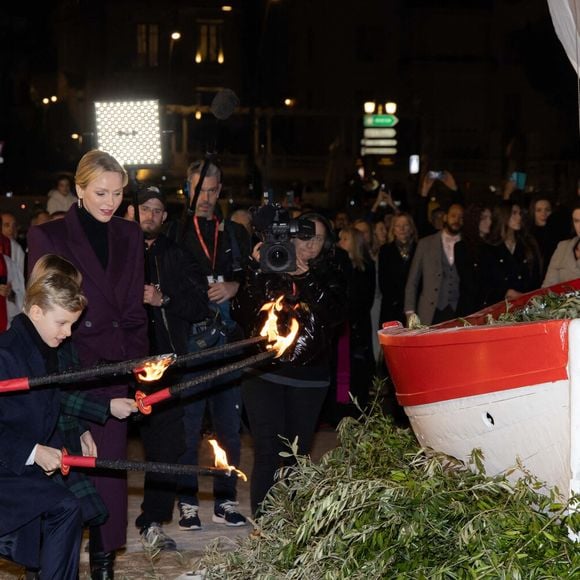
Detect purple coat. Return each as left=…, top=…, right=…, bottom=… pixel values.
left=27, top=205, right=148, bottom=551
left=27, top=205, right=148, bottom=367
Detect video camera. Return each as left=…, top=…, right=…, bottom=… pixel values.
left=251, top=203, right=315, bottom=273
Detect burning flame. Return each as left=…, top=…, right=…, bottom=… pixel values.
left=208, top=439, right=247, bottom=481
left=133, top=353, right=177, bottom=383
left=259, top=296, right=300, bottom=358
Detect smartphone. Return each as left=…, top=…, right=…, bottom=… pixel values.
left=428, top=170, right=444, bottom=180
left=509, top=172, right=527, bottom=190
left=379, top=184, right=389, bottom=207
left=409, top=155, right=420, bottom=175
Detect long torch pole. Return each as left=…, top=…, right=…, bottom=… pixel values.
left=173, top=335, right=268, bottom=368
left=60, top=452, right=231, bottom=478
left=136, top=350, right=276, bottom=414
left=0, top=354, right=177, bottom=392
left=0, top=335, right=269, bottom=393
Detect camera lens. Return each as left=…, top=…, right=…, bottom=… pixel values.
left=260, top=242, right=296, bottom=273
left=267, top=245, right=291, bottom=271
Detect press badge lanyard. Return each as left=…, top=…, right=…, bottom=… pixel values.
left=193, top=215, right=219, bottom=275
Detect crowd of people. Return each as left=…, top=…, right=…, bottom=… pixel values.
left=2, top=155, right=580, bottom=579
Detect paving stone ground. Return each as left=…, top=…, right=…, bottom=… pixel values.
left=0, top=428, right=337, bottom=579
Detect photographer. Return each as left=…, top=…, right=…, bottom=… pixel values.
left=233, top=211, right=348, bottom=516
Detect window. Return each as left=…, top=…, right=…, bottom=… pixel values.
left=196, top=20, right=224, bottom=63
left=137, top=23, right=159, bottom=68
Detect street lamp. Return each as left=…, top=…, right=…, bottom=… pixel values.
left=169, top=31, right=181, bottom=72
left=364, top=101, right=376, bottom=114
left=385, top=102, right=397, bottom=114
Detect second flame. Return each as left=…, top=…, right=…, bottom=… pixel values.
left=259, top=296, right=300, bottom=358
left=208, top=438, right=247, bottom=481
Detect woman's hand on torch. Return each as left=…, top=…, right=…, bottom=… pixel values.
left=34, top=444, right=62, bottom=475
left=110, top=397, right=138, bottom=419
left=80, top=430, right=98, bottom=457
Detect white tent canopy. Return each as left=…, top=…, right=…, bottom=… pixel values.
left=548, top=0, right=580, bottom=73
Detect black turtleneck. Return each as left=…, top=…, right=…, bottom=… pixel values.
left=77, top=206, right=109, bottom=269
left=20, top=313, right=59, bottom=374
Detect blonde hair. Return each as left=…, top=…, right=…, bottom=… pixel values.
left=25, top=254, right=87, bottom=313
left=75, top=150, right=128, bottom=190
left=387, top=213, right=418, bottom=244
left=340, top=226, right=367, bottom=271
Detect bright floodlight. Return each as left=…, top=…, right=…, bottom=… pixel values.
left=94, top=99, right=162, bottom=166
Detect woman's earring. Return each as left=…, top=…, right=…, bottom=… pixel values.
left=78, top=197, right=83, bottom=209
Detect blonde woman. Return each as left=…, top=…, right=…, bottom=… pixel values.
left=378, top=213, right=418, bottom=325
left=27, top=150, right=147, bottom=579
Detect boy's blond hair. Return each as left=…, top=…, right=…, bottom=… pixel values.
left=24, top=254, right=87, bottom=313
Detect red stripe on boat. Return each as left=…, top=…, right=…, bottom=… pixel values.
left=379, top=320, right=569, bottom=407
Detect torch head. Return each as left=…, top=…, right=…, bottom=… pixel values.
left=133, top=353, right=177, bottom=383
left=259, top=296, right=300, bottom=358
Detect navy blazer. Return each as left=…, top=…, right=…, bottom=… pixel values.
left=27, top=205, right=148, bottom=367
left=0, top=315, right=74, bottom=567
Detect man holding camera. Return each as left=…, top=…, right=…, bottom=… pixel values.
left=175, top=160, right=250, bottom=529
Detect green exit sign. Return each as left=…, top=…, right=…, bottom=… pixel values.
left=364, top=114, right=399, bottom=128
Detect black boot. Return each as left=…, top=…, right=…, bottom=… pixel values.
left=89, top=550, right=115, bottom=580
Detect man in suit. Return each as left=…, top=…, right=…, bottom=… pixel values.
left=404, top=203, right=464, bottom=326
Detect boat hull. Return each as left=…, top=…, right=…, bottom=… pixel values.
left=378, top=282, right=580, bottom=499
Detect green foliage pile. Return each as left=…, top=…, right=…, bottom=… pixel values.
left=490, top=291, right=580, bottom=324
left=200, top=409, right=580, bottom=579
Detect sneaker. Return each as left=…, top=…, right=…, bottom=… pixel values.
left=140, top=522, right=177, bottom=551
left=212, top=501, right=247, bottom=527
left=178, top=502, right=202, bottom=530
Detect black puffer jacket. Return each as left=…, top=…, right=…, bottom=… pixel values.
left=233, top=260, right=348, bottom=368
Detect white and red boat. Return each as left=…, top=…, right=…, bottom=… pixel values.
left=379, top=280, right=580, bottom=501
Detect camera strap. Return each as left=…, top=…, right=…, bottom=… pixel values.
left=193, top=215, right=219, bottom=274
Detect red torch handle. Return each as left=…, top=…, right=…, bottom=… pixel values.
left=60, top=448, right=97, bottom=475
left=0, top=377, right=30, bottom=393
left=135, top=388, right=172, bottom=414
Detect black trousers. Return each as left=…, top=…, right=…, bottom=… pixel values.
left=136, top=398, right=185, bottom=527
left=242, top=376, right=328, bottom=515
